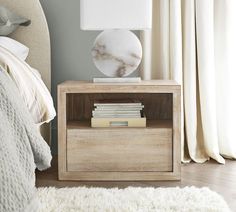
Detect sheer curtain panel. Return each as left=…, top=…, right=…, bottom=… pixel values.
left=140, top=0, right=236, bottom=163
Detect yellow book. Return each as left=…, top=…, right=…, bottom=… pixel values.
left=91, top=117, right=146, bottom=128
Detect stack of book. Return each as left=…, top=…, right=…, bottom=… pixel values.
left=91, top=99, right=146, bottom=127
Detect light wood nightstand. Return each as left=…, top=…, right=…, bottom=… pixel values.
left=58, top=80, right=181, bottom=181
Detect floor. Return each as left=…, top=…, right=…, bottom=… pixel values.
left=36, top=157, right=236, bottom=211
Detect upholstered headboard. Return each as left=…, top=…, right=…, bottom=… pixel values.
left=0, top=0, right=52, bottom=144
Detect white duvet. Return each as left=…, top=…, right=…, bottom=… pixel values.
left=0, top=45, right=56, bottom=125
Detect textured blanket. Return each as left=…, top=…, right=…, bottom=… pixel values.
left=0, top=70, right=52, bottom=212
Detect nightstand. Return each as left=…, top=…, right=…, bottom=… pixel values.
left=58, top=80, right=181, bottom=181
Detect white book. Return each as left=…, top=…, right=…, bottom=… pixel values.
left=93, top=111, right=141, bottom=115
left=95, top=106, right=144, bottom=110
left=93, top=114, right=141, bottom=118
left=93, top=115, right=141, bottom=118
left=94, top=103, right=142, bottom=107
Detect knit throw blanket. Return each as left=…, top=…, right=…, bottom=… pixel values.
left=0, top=70, right=52, bottom=212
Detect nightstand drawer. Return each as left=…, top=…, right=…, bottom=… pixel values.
left=67, top=128, right=173, bottom=172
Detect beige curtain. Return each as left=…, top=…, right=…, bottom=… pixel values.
left=140, top=0, right=236, bottom=163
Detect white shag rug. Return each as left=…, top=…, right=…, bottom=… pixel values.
left=37, top=186, right=230, bottom=212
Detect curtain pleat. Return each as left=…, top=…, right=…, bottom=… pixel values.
left=195, top=0, right=225, bottom=163
left=182, top=0, right=208, bottom=163
left=141, top=0, right=236, bottom=163
left=214, top=0, right=236, bottom=159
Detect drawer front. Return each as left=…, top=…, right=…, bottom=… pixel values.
left=67, top=128, right=173, bottom=172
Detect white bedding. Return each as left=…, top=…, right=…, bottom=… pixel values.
left=0, top=70, right=52, bottom=212
left=0, top=45, right=56, bottom=125
left=0, top=36, right=29, bottom=61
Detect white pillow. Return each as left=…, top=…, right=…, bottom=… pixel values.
left=0, top=36, right=29, bottom=60
left=0, top=45, right=56, bottom=125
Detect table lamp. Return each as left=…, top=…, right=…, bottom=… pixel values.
left=80, top=0, right=152, bottom=83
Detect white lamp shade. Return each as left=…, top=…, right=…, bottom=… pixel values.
left=80, top=0, right=152, bottom=30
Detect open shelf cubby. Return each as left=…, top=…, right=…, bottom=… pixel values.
left=66, top=93, right=173, bottom=129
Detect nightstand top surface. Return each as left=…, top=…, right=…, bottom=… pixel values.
left=58, top=80, right=180, bottom=93
left=59, top=80, right=180, bottom=86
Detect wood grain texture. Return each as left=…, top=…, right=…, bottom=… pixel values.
left=59, top=171, right=180, bottom=181
left=68, top=120, right=172, bottom=129
left=173, top=92, right=181, bottom=177
left=57, top=80, right=181, bottom=181
left=60, top=80, right=180, bottom=87
left=59, top=80, right=180, bottom=93
left=67, top=127, right=172, bottom=172
left=57, top=87, right=67, bottom=180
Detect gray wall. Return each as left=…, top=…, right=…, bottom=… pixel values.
left=39, top=0, right=139, bottom=153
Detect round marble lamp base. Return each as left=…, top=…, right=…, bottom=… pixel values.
left=92, top=30, right=142, bottom=78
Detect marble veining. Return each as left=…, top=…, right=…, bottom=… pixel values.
left=92, top=30, right=142, bottom=77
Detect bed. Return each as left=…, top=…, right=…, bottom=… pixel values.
left=0, top=1, right=53, bottom=211
left=0, top=0, right=51, bottom=144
